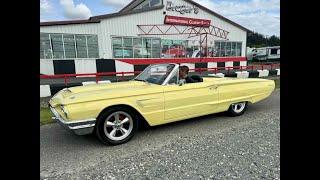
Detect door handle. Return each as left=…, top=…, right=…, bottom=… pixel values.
left=209, top=85, right=218, bottom=90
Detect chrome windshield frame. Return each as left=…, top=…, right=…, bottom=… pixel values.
left=134, top=63, right=179, bottom=86
left=161, top=64, right=179, bottom=85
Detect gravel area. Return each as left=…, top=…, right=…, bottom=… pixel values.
left=40, top=90, right=280, bottom=179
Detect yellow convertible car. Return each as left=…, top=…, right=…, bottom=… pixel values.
left=49, top=63, right=275, bottom=145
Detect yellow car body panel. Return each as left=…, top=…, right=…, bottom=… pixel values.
left=49, top=77, right=275, bottom=128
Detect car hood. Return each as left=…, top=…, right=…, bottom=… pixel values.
left=49, top=80, right=163, bottom=107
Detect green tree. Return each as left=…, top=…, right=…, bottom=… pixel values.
left=247, top=32, right=280, bottom=47
left=267, top=35, right=280, bottom=46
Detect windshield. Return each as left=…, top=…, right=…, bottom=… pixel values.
left=134, top=64, right=176, bottom=85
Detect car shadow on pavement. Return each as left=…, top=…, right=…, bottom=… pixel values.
left=41, top=112, right=228, bottom=148
left=139, top=111, right=227, bottom=132
left=40, top=124, right=104, bottom=147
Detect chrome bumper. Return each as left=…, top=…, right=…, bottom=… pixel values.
left=49, top=106, right=96, bottom=135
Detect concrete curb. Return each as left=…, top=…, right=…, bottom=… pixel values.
left=208, top=69, right=279, bottom=79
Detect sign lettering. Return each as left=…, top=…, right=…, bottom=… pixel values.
left=164, top=15, right=211, bottom=27
left=166, top=1, right=199, bottom=14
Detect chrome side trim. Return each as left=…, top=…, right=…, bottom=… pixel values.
left=51, top=116, right=96, bottom=125
left=69, top=124, right=95, bottom=130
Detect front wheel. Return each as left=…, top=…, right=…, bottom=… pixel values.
left=227, top=102, right=248, bottom=116
left=95, top=107, right=138, bottom=145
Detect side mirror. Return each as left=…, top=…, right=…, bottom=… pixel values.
left=178, top=79, right=185, bottom=86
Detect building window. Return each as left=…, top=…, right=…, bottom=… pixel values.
left=151, top=39, right=161, bottom=58
left=214, top=42, right=221, bottom=57
left=150, top=0, right=160, bottom=6
left=112, top=36, right=161, bottom=58
left=40, top=33, right=52, bottom=59
left=231, top=42, right=236, bottom=56
left=160, top=39, right=223, bottom=58
left=161, top=39, right=189, bottom=58
left=40, top=32, right=99, bottom=59
left=214, top=41, right=242, bottom=57
left=225, top=42, right=231, bottom=56
left=112, top=37, right=123, bottom=58
left=270, top=48, right=278, bottom=55
left=220, top=42, right=226, bottom=57
left=75, top=35, right=87, bottom=58
left=51, top=34, right=64, bottom=59
left=134, top=0, right=161, bottom=10
left=112, top=37, right=122, bottom=46
left=63, top=34, right=76, bottom=58
left=142, top=38, right=151, bottom=58
left=236, top=42, right=242, bottom=56
left=87, top=35, right=99, bottom=58
left=133, top=38, right=143, bottom=58
left=123, top=38, right=133, bottom=58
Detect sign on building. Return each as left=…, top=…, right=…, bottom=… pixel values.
left=166, top=1, right=199, bottom=14
left=164, top=15, right=211, bottom=27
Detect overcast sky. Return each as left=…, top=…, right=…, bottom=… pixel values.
left=40, top=0, right=280, bottom=37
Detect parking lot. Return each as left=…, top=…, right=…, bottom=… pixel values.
left=40, top=89, right=280, bottom=179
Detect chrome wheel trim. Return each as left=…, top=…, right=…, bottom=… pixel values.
left=231, top=102, right=246, bottom=113
left=103, top=111, right=133, bottom=141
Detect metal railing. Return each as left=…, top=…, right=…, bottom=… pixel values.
left=40, top=63, right=280, bottom=86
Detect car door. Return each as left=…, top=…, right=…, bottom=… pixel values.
left=163, top=80, right=219, bottom=123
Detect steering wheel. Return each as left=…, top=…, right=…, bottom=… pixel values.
left=146, top=76, right=159, bottom=84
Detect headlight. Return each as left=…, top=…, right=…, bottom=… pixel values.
left=61, top=105, right=69, bottom=118
left=63, top=88, right=71, bottom=93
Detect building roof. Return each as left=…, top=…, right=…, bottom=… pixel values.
left=40, top=19, right=100, bottom=26
left=119, top=0, right=145, bottom=13
left=89, top=5, right=164, bottom=21
left=118, top=0, right=250, bottom=32
left=40, top=0, right=251, bottom=32
left=40, top=5, right=163, bottom=26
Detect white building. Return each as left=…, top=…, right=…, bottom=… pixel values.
left=40, top=0, right=250, bottom=75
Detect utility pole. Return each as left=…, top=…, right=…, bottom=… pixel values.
left=265, top=35, right=269, bottom=62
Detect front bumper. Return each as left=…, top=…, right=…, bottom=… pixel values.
left=49, top=106, right=96, bottom=135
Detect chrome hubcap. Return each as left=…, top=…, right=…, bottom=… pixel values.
left=103, top=111, right=133, bottom=141
left=232, top=102, right=246, bottom=113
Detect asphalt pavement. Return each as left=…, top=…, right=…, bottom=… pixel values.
left=40, top=89, right=280, bottom=180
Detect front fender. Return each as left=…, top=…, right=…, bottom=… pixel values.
left=65, top=94, right=165, bottom=126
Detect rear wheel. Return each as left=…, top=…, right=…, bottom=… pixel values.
left=95, top=107, right=138, bottom=145
left=228, top=102, right=248, bottom=116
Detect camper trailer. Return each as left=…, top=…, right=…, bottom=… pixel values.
left=247, top=46, right=280, bottom=61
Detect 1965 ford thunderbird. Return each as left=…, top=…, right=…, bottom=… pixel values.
left=49, top=63, right=275, bottom=145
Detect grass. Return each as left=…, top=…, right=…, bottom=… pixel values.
left=40, top=107, right=54, bottom=125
